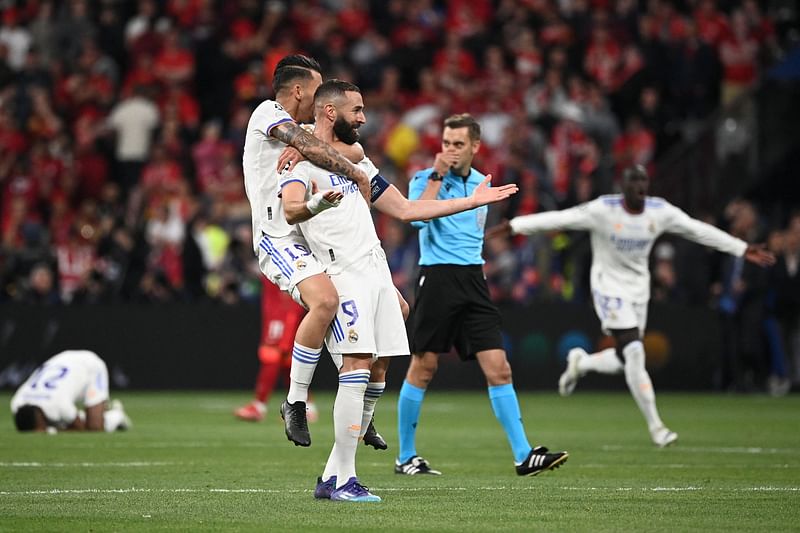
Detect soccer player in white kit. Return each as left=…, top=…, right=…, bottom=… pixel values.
left=492, top=165, right=775, bottom=447
left=242, top=55, right=373, bottom=446
left=280, top=80, right=518, bottom=501
left=10, top=350, right=131, bottom=432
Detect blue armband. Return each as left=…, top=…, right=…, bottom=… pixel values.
left=370, top=174, right=390, bottom=202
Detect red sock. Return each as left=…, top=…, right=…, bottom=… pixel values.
left=254, top=346, right=282, bottom=403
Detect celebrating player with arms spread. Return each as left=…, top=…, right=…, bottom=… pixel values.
left=489, top=164, right=775, bottom=446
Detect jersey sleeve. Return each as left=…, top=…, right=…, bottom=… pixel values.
left=357, top=156, right=380, bottom=179
left=408, top=171, right=428, bottom=202
left=261, top=102, right=294, bottom=136
left=278, top=162, right=311, bottom=193
left=661, top=202, right=747, bottom=256
left=510, top=201, right=596, bottom=235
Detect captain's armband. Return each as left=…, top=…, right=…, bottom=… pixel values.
left=370, top=174, right=390, bottom=202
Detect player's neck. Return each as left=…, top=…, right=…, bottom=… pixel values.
left=275, top=94, right=300, bottom=121
left=451, top=165, right=471, bottom=178
left=314, top=120, right=335, bottom=143
left=622, top=198, right=645, bottom=215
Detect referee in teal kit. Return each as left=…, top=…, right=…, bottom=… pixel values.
left=394, top=113, right=569, bottom=477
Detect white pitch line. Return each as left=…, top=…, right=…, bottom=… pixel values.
left=601, top=445, right=800, bottom=454
left=1, top=486, right=798, bottom=496
left=578, top=463, right=798, bottom=469
left=0, top=462, right=176, bottom=468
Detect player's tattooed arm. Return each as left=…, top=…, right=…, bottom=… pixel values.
left=272, top=122, right=371, bottom=205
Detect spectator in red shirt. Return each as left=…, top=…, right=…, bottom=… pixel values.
left=694, top=0, right=730, bottom=47
left=613, top=115, right=655, bottom=174
left=719, top=9, right=759, bottom=105
left=584, top=25, right=622, bottom=91
left=153, top=28, right=195, bottom=87
left=433, top=32, right=478, bottom=79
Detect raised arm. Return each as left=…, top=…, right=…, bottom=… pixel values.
left=373, top=175, right=517, bottom=223
left=509, top=204, right=594, bottom=235
left=271, top=122, right=371, bottom=204
left=664, top=207, right=775, bottom=266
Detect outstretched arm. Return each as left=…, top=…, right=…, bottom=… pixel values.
left=373, top=175, right=517, bottom=223
left=664, top=206, right=775, bottom=266
left=271, top=122, right=371, bottom=205
left=508, top=204, right=594, bottom=235
left=743, top=243, right=776, bottom=267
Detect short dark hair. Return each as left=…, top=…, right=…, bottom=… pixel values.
left=14, top=405, right=44, bottom=432
left=314, top=79, right=361, bottom=104
left=272, top=54, right=322, bottom=94
left=443, top=113, right=481, bottom=141
left=623, top=164, right=649, bottom=181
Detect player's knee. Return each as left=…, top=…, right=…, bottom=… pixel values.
left=613, top=328, right=640, bottom=360
left=258, top=345, right=282, bottom=364
left=309, top=291, right=338, bottom=320
left=484, top=360, right=512, bottom=385
left=371, top=357, right=390, bottom=382
left=620, top=339, right=646, bottom=373
left=410, top=354, right=437, bottom=385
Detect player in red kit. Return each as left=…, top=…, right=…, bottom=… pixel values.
left=234, top=277, right=318, bottom=422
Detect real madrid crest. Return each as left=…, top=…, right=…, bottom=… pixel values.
left=348, top=329, right=359, bottom=343
left=296, top=260, right=307, bottom=270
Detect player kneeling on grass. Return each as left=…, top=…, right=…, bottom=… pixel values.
left=11, top=350, right=131, bottom=433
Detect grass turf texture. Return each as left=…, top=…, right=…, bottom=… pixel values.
left=0, top=391, right=797, bottom=532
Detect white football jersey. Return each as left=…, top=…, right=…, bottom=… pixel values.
left=242, top=99, right=297, bottom=245
left=10, top=350, right=110, bottom=427
left=510, top=195, right=747, bottom=301
left=283, top=157, right=380, bottom=275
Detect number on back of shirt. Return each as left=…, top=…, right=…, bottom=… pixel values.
left=28, top=365, right=69, bottom=390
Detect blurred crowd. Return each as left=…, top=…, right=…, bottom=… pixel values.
left=0, top=2, right=798, bottom=387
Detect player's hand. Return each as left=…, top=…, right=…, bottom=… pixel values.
left=278, top=147, right=304, bottom=173
left=306, top=190, right=343, bottom=215
left=485, top=219, right=513, bottom=240
left=351, top=167, right=371, bottom=207
left=744, top=243, right=776, bottom=267
left=471, top=175, right=518, bottom=207
left=433, top=152, right=459, bottom=175
left=323, top=190, right=344, bottom=206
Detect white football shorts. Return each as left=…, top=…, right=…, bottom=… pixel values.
left=257, top=232, right=326, bottom=307
left=326, top=246, right=409, bottom=366
left=591, top=290, right=648, bottom=336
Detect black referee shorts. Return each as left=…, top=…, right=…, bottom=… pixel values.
left=410, top=264, right=503, bottom=361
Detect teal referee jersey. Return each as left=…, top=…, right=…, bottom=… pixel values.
left=409, top=167, right=488, bottom=266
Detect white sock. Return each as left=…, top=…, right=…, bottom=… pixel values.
left=103, top=407, right=125, bottom=432
left=622, top=340, right=664, bottom=432
left=327, top=369, right=369, bottom=488
left=286, top=342, right=321, bottom=404
left=579, top=348, right=624, bottom=375
left=359, top=382, right=385, bottom=438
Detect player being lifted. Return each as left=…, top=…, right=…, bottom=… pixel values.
left=280, top=79, right=517, bottom=501
left=488, top=165, right=775, bottom=446
left=243, top=55, right=376, bottom=446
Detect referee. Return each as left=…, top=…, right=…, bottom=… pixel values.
left=395, top=113, right=568, bottom=477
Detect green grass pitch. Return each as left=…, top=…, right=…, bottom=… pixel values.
left=1, top=390, right=797, bottom=532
